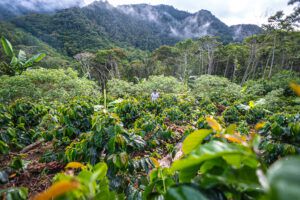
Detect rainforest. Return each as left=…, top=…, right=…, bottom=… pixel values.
left=0, top=0, right=300, bottom=200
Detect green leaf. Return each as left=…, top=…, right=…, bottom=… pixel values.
left=225, top=124, right=237, bottom=134
left=24, top=53, right=46, bottom=68
left=0, top=187, right=28, bottom=200
left=267, top=156, right=300, bottom=200
left=91, top=162, right=108, bottom=182
left=165, top=186, right=208, bottom=200
left=17, top=50, right=26, bottom=63
left=31, top=53, right=46, bottom=63
left=222, top=155, right=243, bottom=168
left=182, top=129, right=212, bottom=154
left=0, top=141, right=9, bottom=154
left=178, top=165, right=199, bottom=182
left=10, top=56, right=18, bottom=67
left=1, top=37, right=14, bottom=57
left=172, top=141, right=256, bottom=172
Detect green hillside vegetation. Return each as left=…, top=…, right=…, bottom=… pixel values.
left=0, top=0, right=300, bottom=199
left=0, top=22, right=70, bottom=68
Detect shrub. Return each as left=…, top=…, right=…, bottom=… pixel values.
left=223, top=106, right=240, bottom=123
left=107, top=76, right=186, bottom=97
left=0, top=68, right=100, bottom=104
left=114, top=99, right=140, bottom=128
left=191, top=75, right=241, bottom=103
left=137, top=76, right=186, bottom=95
left=162, top=106, right=186, bottom=122
left=107, top=79, right=134, bottom=97
left=243, top=70, right=300, bottom=102
left=0, top=100, right=48, bottom=152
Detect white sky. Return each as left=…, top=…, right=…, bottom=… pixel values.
left=84, top=0, right=294, bottom=25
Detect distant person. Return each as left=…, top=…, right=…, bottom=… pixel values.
left=151, top=89, right=160, bottom=101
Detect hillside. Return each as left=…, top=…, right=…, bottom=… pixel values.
left=0, top=0, right=300, bottom=199
left=0, top=1, right=261, bottom=56
left=0, top=22, right=70, bottom=68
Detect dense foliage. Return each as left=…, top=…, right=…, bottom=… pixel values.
left=0, top=1, right=300, bottom=199
left=0, top=69, right=299, bottom=199
left=0, top=68, right=100, bottom=104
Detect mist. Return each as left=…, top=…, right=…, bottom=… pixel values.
left=0, top=0, right=85, bottom=13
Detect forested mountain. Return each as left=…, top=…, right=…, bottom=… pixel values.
left=230, top=24, right=263, bottom=42
left=0, top=0, right=83, bottom=20
left=1, top=0, right=300, bottom=199
left=0, top=1, right=261, bottom=56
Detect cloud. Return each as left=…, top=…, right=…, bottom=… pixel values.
left=0, top=0, right=85, bottom=12
left=86, top=0, right=293, bottom=25
left=1, top=0, right=293, bottom=25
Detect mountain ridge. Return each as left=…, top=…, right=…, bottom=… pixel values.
left=0, top=1, right=262, bottom=56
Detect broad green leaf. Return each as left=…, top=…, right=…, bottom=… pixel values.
left=165, top=186, right=208, bottom=200
left=10, top=56, right=18, bottom=67
left=77, top=170, right=93, bottom=185
left=267, top=156, right=300, bottom=200
left=222, top=155, right=243, bottom=168
left=91, top=162, right=108, bottom=182
left=24, top=53, right=46, bottom=68
left=18, top=50, right=26, bottom=63
left=1, top=37, right=14, bottom=57
left=178, top=165, right=199, bottom=182
left=182, top=129, right=212, bottom=154
left=172, top=141, right=256, bottom=172
left=31, top=53, right=46, bottom=63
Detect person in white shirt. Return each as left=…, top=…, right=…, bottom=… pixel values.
left=151, top=89, right=160, bottom=101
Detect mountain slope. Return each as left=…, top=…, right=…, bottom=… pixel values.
left=230, top=24, right=263, bottom=41
left=1, top=1, right=262, bottom=56
left=12, top=7, right=115, bottom=56
left=0, top=21, right=70, bottom=67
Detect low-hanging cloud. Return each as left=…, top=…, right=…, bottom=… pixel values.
left=0, top=0, right=85, bottom=13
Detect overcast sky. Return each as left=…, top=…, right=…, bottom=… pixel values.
left=84, top=0, right=293, bottom=25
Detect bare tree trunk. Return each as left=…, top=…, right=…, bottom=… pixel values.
left=202, top=53, right=205, bottom=74
left=281, top=53, right=285, bottom=69
left=251, top=59, right=258, bottom=79
left=207, top=50, right=214, bottom=75
left=198, top=51, right=202, bottom=75
left=232, top=57, right=237, bottom=81
left=263, top=52, right=271, bottom=79
left=268, top=35, right=276, bottom=79
left=184, top=53, right=187, bottom=79
left=241, top=41, right=256, bottom=85
left=224, top=55, right=230, bottom=77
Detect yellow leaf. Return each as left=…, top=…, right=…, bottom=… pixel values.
left=249, top=101, right=255, bottom=108
left=215, top=133, right=247, bottom=145
left=206, top=116, right=222, bottom=131
left=65, top=162, right=85, bottom=169
left=224, top=134, right=246, bottom=144
left=290, top=82, right=300, bottom=96
left=255, top=122, right=266, bottom=130
left=32, top=180, right=80, bottom=200
left=150, top=157, right=160, bottom=168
